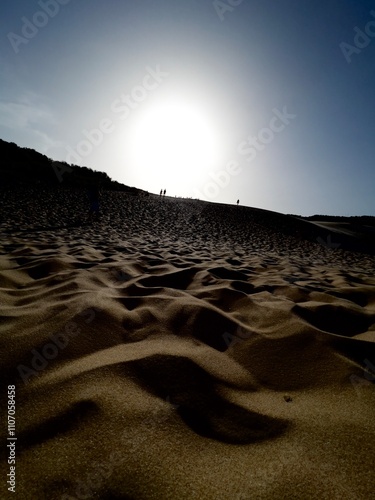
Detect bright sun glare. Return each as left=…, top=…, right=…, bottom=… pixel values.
left=128, top=99, right=220, bottom=195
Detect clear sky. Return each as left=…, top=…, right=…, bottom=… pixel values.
left=1, top=0, right=374, bottom=216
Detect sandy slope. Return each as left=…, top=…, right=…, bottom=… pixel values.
left=1, top=188, right=375, bottom=500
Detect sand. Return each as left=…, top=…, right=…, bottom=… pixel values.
left=1, top=186, right=375, bottom=500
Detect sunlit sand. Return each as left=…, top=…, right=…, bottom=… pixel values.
left=1, top=186, right=375, bottom=499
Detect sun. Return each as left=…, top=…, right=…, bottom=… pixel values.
left=127, top=99, right=220, bottom=195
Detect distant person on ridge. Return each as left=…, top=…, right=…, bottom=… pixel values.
left=163, top=189, right=166, bottom=197
left=237, top=199, right=239, bottom=206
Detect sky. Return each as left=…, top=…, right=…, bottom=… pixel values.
left=1, top=0, right=375, bottom=216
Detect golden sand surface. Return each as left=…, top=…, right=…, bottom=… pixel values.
left=1, top=188, right=374, bottom=499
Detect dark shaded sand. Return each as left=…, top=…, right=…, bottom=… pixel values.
left=0, top=186, right=374, bottom=499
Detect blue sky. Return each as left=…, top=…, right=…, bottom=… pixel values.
left=1, top=0, right=374, bottom=215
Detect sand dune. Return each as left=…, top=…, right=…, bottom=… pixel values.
left=1, top=187, right=375, bottom=499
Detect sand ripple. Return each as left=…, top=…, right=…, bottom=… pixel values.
left=1, top=189, right=374, bottom=499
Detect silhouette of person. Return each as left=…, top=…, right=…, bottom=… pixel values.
left=160, top=189, right=163, bottom=196
left=87, top=184, right=100, bottom=219
left=163, top=189, right=166, bottom=197
left=237, top=199, right=239, bottom=206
